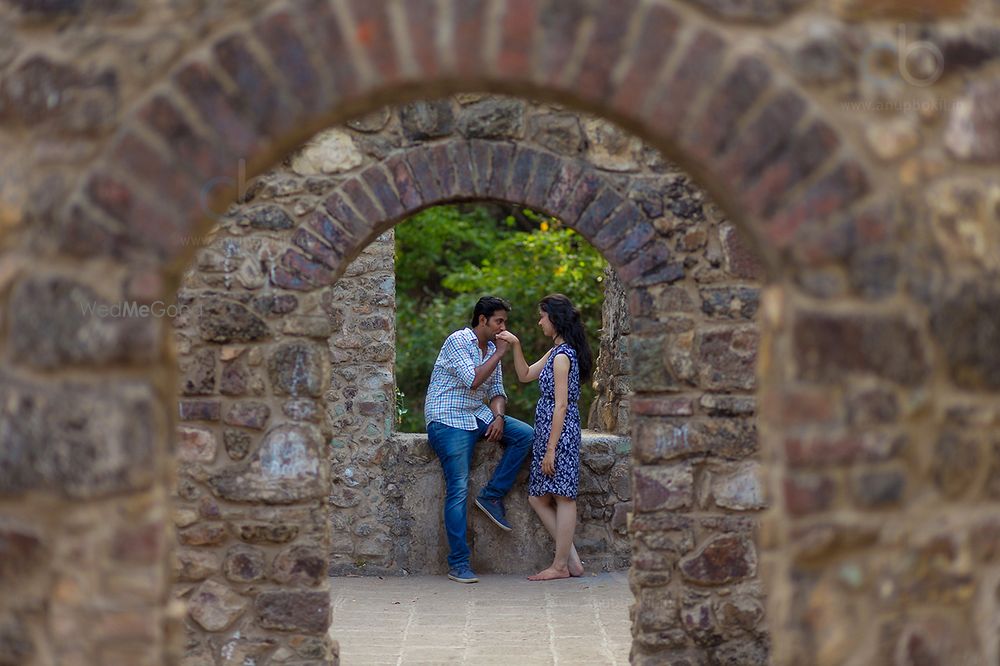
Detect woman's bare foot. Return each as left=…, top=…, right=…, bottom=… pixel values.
left=569, top=556, right=584, bottom=577
left=528, top=566, right=571, bottom=581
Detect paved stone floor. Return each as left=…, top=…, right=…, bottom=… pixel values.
left=330, top=572, right=633, bottom=665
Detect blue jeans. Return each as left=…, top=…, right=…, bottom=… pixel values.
left=427, top=417, right=533, bottom=569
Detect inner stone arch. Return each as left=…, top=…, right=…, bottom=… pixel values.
left=172, top=95, right=769, bottom=664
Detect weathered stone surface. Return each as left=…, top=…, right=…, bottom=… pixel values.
left=933, top=431, right=980, bottom=498
left=0, top=375, right=155, bottom=498
left=197, top=298, right=269, bottom=343
left=528, top=112, right=584, bottom=154
left=457, top=98, right=524, bottom=139
left=180, top=349, right=216, bottom=395
left=0, top=55, right=118, bottom=133
left=174, top=549, right=221, bottom=581
left=633, top=463, right=694, bottom=512
left=683, top=0, right=808, bottom=22
left=236, top=523, right=298, bottom=544
left=784, top=472, right=836, bottom=515
left=178, top=399, right=221, bottom=421
left=0, top=524, right=44, bottom=581
left=0, top=616, right=33, bottom=664
left=208, top=424, right=323, bottom=503
left=635, top=418, right=757, bottom=462
left=177, top=426, right=217, bottom=463
left=930, top=282, right=1000, bottom=391
left=255, top=590, right=329, bottom=633
left=223, top=545, right=266, bottom=582
left=720, top=223, right=764, bottom=280
left=220, top=357, right=250, bottom=396
left=716, top=596, right=765, bottom=633
left=223, top=400, right=270, bottom=430
left=244, top=204, right=294, bottom=230
left=347, top=107, right=391, bottom=132
left=272, top=545, right=326, bottom=586
left=636, top=587, right=679, bottom=631
left=679, top=534, right=757, bottom=586
left=267, top=341, right=326, bottom=397
left=699, top=395, right=756, bottom=417
left=851, top=467, right=906, bottom=508
left=712, top=638, right=769, bottom=666
left=399, top=100, right=455, bottom=140
left=282, top=315, right=334, bottom=338
left=945, top=77, right=1000, bottom=162
left=794, top=311, right=929, bottom=386
left=282, top=399, right=321, bottom=422
left=681, top=595, right=724, bottom=647
left=583, top=117, right=640, bottom=172
left=178, top=523, right=227, bottom=547
left=188, top=579, right=248, bottom=631
left=700, top=287, right=759, bottom=320
left=698, top=327, right=758, bottom=390
left=708, top=462, right=766, bottom=511
left=291, top=128, right=363, bottom=175
left=223, top=429, right=253, bottom=460
left=7, top=275, right=159, bottom=369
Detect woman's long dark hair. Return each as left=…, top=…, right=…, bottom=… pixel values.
left=539, top=293, right=593, bottom=382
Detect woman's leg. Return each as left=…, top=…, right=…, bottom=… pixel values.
left=528, top=495, right=579, bottom=581
left=528, top=494, right=583, bottom=576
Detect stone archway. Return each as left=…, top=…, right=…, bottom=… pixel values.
left=8, top=0, right=1000, bottom=664
left=170, top=96, right=769, bottom=662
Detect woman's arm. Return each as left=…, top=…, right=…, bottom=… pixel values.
left=496, top=332, right=553, bottom=383
left=541, top=353, right=570, bottom=476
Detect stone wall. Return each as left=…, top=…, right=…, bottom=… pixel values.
left=7, top=2, right=1000, bottom=664
left=168, top=95, right=768, bottom=663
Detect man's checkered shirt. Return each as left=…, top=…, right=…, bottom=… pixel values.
left=424, top=327, right=506, bottom=429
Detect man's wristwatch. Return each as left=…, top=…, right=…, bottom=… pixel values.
left=493, top=413, right=505, bottom=422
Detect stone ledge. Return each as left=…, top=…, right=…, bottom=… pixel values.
left=330, top=431, right=632, bottom=576
left=389, top=429, right=631, bottom=460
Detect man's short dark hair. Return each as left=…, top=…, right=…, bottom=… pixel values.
left=470, top=296, right=511, bottom=328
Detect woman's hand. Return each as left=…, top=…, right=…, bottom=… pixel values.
left=496, top=330, right=519, bottom=347
left=541, top=447, right=556, bottom=476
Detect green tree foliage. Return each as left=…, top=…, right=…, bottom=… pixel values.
left=395, top=204, right=607, bottom=433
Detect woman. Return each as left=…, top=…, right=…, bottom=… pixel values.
left=496, top=293, right=593, bottom=581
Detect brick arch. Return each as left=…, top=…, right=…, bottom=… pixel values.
left=27, top=1, right=874, bottom=664
left=62, top=0, right=871, bottom=281
left=270, top=139, right=679, bottom=293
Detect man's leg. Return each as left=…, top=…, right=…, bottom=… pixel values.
left=427, top=422, right=478, bottom=570
left=479, top=416, right=533, bottom=501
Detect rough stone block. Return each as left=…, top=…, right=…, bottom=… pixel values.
left=177, top=426, right=217, bottom=463
left=7, top=274, right=160, bottom=370
left=272, top=545, right=326, bottom=586
left=0, top=374, right=156, bottom=498
left=197, top=297, right=269, bottom=343
left=698, top=327, right=758, bottom=391
left=268, top=341, right=326, bottom=398
left=633, top=463, right=693, bottom=512
left=793, top=310, right=929, bottom=386
left=223, top=545, right=266, bottom=582
left=188, top=579, right=248, bottom=632
left=223, top=401, right=270, bottom=430
left=255, top=590, right=329, bottom=633
left=679, top=534, right=757, bottom=586
left=209, top=424, right=323, bottom=504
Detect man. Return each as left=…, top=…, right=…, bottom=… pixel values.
left=425, top=296, right=534, bottom=583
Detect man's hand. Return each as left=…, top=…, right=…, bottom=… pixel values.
left=496, top=331, right=519, bottom=347
left=541, top=447, right=556, bottom=476
left=494, top=338, right=510, bottom=356
left=485, top=415, right=505, bottom=442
